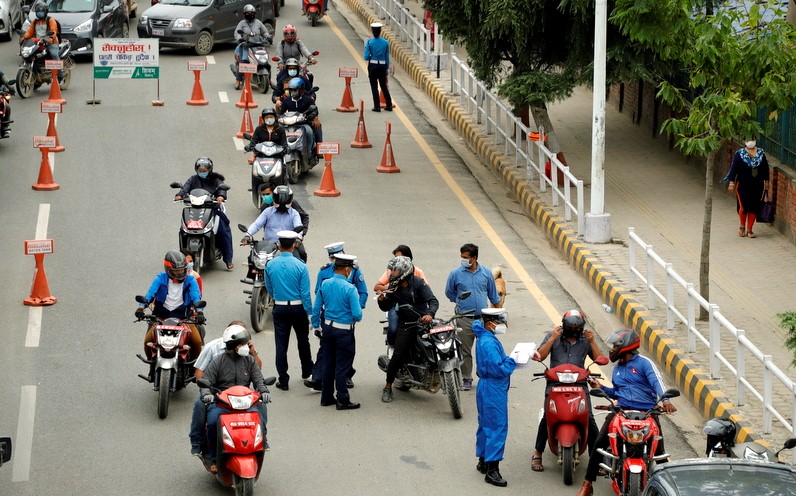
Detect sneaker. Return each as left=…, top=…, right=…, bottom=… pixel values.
left=190, top=445, right=202, bottom=457
left=381, top=387, right=393, bottom=403
left=462, top=379, right=473, bottom=391
left=234, top=80, right=242, bottom=90
left=264, top=438, right=271, bottom=451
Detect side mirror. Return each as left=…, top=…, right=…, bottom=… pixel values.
left=310, top=86, right=319, bottom=93
left=237, top=29, right=244, bottom=35
left=594, top=356, right=609, bottom=366
left=590, top=388, right=609, bottom=399
left=194, top=300, right=207, bottom=309
left=218, top=184, right=231, bottom=191
left=169, top=181, right=182, bottom=189
left=242, top=132, right=252, bottom=140
left=783, top=438, right=796, bottom=450
left=662, top=388, right=680, bottom=400
left=135, top=295, right=148, bottom=304
left=237, top=223, right=248, bottom=233
left=271, top=56, right=281, bottom=62
left=398, top=304, right=413, bottom=311
left=0, top=437, right=11, bottom=466
left=264, top=376, right=276, bottom=386
left=196, top=378, right=211, bottom=388
left=458, top=291, right=471, bottom=301
left=311, top=50, right=320, bottom=56
left=102, top=5, right=113, bottom=12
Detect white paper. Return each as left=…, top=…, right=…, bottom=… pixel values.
left=509, top=342, right=536, bottom=366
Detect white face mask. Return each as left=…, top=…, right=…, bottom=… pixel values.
left=460, top=258, right=472, bottom=269
left=745, top=140, right=756, bottom=149
left=237, top=344, right=251, bottom=357
left=264, top=117, right=275, bottom=126
left=493, top=324, right=507, bottom=335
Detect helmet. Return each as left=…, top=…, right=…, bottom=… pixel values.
left=285, top=58, right=299, bottom=68
left=194, top=156, right=213, bottom=174
left=273, top=185, right=293, bottom=205
left=703, top=417, right=736, bottom=455
left=261, top=107, right=277, bottom=120
left=283, top=24, right=296, bottom=41
left=34, top=2, right=48, bottom=17
left=387, top=256, right=413, bottom=284
left=164, top=250, right=188, bottom=282
left=561, top=309, right=586, bottom=339
left=243, top=3, right=256, bottom=19
left=223, top=324, right=251, bottom=350
left=243, top=3, right=256, bottom=12
left=288, top=77, right=304, bottom=91
left=606, top=328, right=640, bottom=362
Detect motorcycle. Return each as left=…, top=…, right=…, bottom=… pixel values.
left=134, top=296, right=207, bottom=419
left=242, top=132, right=288, bottom=205
left=14, top=30, right=76, bottom=99
left=196, top=377, right=276, bottom=496
left=591, top=387, right=680, bottom=496
left=170, top=183, right=231, bottom=274
left=532, top=355, right=609, bottom=485
left=0, top=79, right=13, bottom=140
left=237, top=224, right=278, bottom=333
left=278, top=103, right=320, bottom=183
left=0, top=437, right=11, bottom=468
left=703, top=416, right=796, bottom=462
left=231, top=30, right=273, bottom=94
left=303, top=0, right=325, bottom=26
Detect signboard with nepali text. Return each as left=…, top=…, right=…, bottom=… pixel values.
left=24, top=239, right=54, bottom=255
left=93, top=39, right=160, bottom=79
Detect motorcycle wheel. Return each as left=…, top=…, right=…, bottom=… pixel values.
left=257, top=75, right=269, bottom=94
left=288, top=160, right=300, bottom=184
left=234, top=474, right=255, bottom=496
left=157, top=369, right=173, bottom=419
left=15, top=68, right=34, bottom=99
left=250, top=286, right=272, bottom=333
left=310, top=12, right=318, bottom=27
left=562, top=445, right=574, bottom=486
left=60, top=70, right=72, bottom=91
left=628, top=472, right=642, bottom=496
left=443, top=370, right=462, bottom=419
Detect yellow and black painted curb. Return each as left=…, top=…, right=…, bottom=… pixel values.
left=341, top=0, right=760, bottom=444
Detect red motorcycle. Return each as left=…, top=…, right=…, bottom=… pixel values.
left=590, top=387, right=680, bottom=496
left=302, top=0, right=325, bottom=26
left=533, top=356, right=609, bottom=485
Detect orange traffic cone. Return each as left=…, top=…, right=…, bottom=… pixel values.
left=24, top=253, right=57, bottom=306
left=45, top=113, right=64, bottom=153
left=236, top=73, right=258, bottom=109
left=46, top=69, right=66, bottom=105
left=336, top=76, right=356, bottom=112
left=236, top=106, right=255, bottom=139
left=379, top=80, right=394, bottom=109
left=314, top=154, right=341, bottom=197
left=377, top=120, right=400, bottom=173
left=351, top=100, right=372, bottom=148
left=32, top=147, right=60, bottom=191
left=187, top=69, right=208, bottom=106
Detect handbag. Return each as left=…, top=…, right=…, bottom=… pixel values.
left=758, top=190, right=774, bottom=223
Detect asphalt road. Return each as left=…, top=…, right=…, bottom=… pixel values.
left=0, top=3, right=699, bottom=495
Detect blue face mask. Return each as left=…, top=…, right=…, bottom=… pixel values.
left=197, top=172, right=209, bottom=179
left=262, top=194, right=273, bottom=205
left=186, top=262, right=194, bottom=270
left=288, top=69, right=297, bottom=77
left=36, top=11, right=46, bottom=19
left=460, top=257, right=472, bottom=269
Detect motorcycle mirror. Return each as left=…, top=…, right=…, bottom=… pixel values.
left=458, top=291, right=472, bottom=301
left=242, top=132, right=253, bottom=140
left=21, top=5, right=30, bottom=13
left=46, top=31, right=54, bottom=36
left=135, top=295, right=148, bottom=304
left=237, top=29, right=244, bottom=34
left=311, top=86, right=320, bottom=93
left=237, top=224, right=248, bottom=232
left=196, top=378, right=212, bottom=389
left=169, top=181, right=182, bottom=189
left=662, top=388, right=680, bottom=400
left=218, top=184, right=231, bottom=191
left=194, top=300, right=207, bottom=309
left=594, top=356, right=609, bottom=366
left=589, top=388, right=609, bottom=398
left=782, top=438, right=796, bottom=450
left=0, top=437, right=11, bottom=466
left=263, top=376, right=277, bottom=386
left=271, top=56, right=281, bottom=62
left=311, top=50, right=320, bottom=56
left=398, top=304, right=414, bottom=311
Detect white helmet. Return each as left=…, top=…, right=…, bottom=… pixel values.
left=223, top=324, right=251, bottom=350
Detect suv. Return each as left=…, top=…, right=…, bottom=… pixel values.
left=643, top=458, right=796, bottom=496
left=137, top=0, right=274, bottom=55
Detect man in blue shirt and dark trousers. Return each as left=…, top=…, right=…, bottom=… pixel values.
left=445, top=243, right=501, bottom=391
left=363, top=22, right=393, bottom=112
left=265, top=230, right=314, bottom=391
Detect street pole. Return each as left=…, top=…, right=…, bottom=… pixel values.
left=584, top=0, right=612, bottom=243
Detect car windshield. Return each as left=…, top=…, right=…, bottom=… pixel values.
left=159, top=0, right=212, bottom=6
left=669, top=464, right=796, bottom=496
left=48, top=0, right=97, bottom=13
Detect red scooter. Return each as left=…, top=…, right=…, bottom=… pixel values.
left=533, top=356, right=608, bottom=485
left=302, top=0, right=325, bottom=26
left=591, top=387, right=680, bottom=496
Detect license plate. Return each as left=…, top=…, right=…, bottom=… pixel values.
left=261, top=159, right=275, bottom=165
left=152, top=28, right=165, bottom=36
left=430, top=324, right=455, bottom=334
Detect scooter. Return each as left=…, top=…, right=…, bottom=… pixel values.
left=0, top=437, right=11, bottom=468
left=196, top=377, right=276, bottom=496
left=278, top=102, right=320, bottom=183
left=302, top=0, right=325, bottom=26
left=231, top=29, right=272, bottom=94
left=170, top=183, right=231, bottom=274
left=0, top=79, right=14, bottom=140
left=591, top=387, right=680, bottom=496
left=242, top=132, right=288, bottom=205
left=532, top=355, right=609, bottom=485
left=134, top=296, right=207, bottom=419
left=271, top=52, right=318, bottom=91
left=703, top=416, right=796, bottom=462
left=237, top=224, right=278, bottom=333
left=14, top=29, right=76, bottom=99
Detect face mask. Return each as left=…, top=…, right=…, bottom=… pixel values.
left=186, top=262, right=194, bottom=270
left=237, top=344, right=251, bottom=357
left=460, top=258, right=472, bottom=269
left=36, top=11, right=45, bottom=19
left=197, top=172, right=209, bottom=179
left=290, top=90, right=300, bottom=98
left=745, top=140, right=756, bottom=149
left=492, top=323, right=507, bottom=335
left=264, top=117, right=275, bottom=126
left=288, top=69, right=297, bottom=77
left=262, top=193, right=273, bottom=205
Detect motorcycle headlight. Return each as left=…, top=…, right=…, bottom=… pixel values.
left=158, top=334, right=179, bottom=351
left=622, top=425, right=650, bottom=443
left=228, top=394, right=254, bottom=410
left=435, top=340, right=453, bottom=351
left=21, top=45, right=36, bottom=57
left=309, top=0, right=319, bottom=3
left=73, top=19, right=93, bottom=33
left=555, top=372, right=579, bottom=383
left=173, top=18, right=193, bottom=29
left=253, top=252, right=269, bottom=269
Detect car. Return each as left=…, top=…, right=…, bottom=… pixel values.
left=22, top=0, right=130, bottom=54
left=642, top=458, right=796, bottom=496
left=137, top=0, right=275, bottom=56
left=0, top=0, right=22, bottom=41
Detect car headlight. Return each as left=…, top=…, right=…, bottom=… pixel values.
left=173, top=18, right=193, bottom=29
left=139, top=15, right=148, bottom=24
left=73, top=19, right=93, bottom=33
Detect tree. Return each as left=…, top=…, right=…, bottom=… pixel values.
left=614, top=0, right=796, bottom=318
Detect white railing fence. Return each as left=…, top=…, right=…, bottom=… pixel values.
left=364, top=0, right=434, bottom=68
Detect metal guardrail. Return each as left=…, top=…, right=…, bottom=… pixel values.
left=628, top=227, right=796, bottom=435
left=364, top=0, right=433, bottom=68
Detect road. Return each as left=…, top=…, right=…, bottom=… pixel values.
left=0, top=3, right=699, bottom=494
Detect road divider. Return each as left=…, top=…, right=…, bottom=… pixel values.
left=186, top=60, right=208, bottom=106
left=44, top=59, right=65, bottom=105
left=12, top=386, right=36, bottom=482
left=235, top=65, right=258, bottom=109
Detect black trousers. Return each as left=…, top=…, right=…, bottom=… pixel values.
left=386, top=325, right=414, bottom=384
left=368, top=63, right=392, bottom=109
left=272, top=304, right=314, bottom=384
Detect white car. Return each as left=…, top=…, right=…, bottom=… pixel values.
left=0, top=0, right=22, bottom=41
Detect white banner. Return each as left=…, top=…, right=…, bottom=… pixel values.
left=93, top=39, right=160, bottom=79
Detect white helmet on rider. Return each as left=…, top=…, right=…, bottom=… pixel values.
left=223, top=324, right=251, bottom=350
left=243, top=4, right=256, bottom=21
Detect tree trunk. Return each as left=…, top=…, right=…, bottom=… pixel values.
left=698, top=150, right=717, bottom=321
left=529, top=103, right=565, bottom=158
left=790, top=0, right=796, bottom=27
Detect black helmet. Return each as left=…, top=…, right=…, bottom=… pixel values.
left=606, top=328, right=640, bottom=363
left=34, top=2, right=48, bottom=17
left=164, top=250, right=188, bottom=282
left=561, top=309, right=586, bottom=339
left=243, top=3, right=256, bottom=20
left=194, top=157, right=213, bottom=174
left=273, top=185, right=293, bottom=205
left=703, top=417, right=736, bottom=456
left=261, top=107, right=277, bottom=120
left=223, top=324, right=251, bottom=350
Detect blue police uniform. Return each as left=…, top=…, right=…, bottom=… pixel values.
left=363, top=23, right=392, bottom=111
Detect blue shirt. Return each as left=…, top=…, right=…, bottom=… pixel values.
left=364, top=36, right=390, bottom=67
left=265, top=252, right=312, bottom=315
left=142, top=272, right=202, bottom=315
left=601, top=354, right=667, bottom=410
left=311, top=273, right=363, bottom=328
left=246, top=206, right=302, bottom=242
left=444, top=263, right=500, bottom=315
left=315, top=262, right=368, bottom=309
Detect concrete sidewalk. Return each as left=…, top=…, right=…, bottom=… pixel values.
left=340, top=0, right=796, bottom=447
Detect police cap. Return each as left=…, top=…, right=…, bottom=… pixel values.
left=324, top=242, right=345, bottom=255
left=333, top=254, right=357, bottom=268
left=277, top=230, right=300, bottom=240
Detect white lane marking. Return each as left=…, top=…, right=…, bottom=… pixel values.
left=233, top=137, right=245, bottom=151
left=12, top=386, right=37, bottom=482
left=35, top=203, right=50, bottom=239
left=206, top=55, right=216, bottom=65
left=219, top=92, right=229, bottom=103
left=26, top=308, right=42, bottom=348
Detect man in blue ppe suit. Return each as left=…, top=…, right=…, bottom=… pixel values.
left=474, top=307, right=516, bottom=487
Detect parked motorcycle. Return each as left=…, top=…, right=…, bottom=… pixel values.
left=703, top=416, right=796, bottom=462
left=170, top=183, right=231, bottom=274
left=303, top=0, right=325, bottom=26
left=278, top=103, right=320, bottom=183
left=0, top=79, right=14, bottom=140
left=0, top=437, right=11, bottom=468
left=242, top=132, right=288, bottom=205
left=134, top=296, right=206, bottom=419
left=196, top=377, right=275, bottom=496
left=532, top=355, right=609, bottom=485
left=237, top=224, right=278, bottom=333
left=14, top=30, right=76, bottom=99
left=231, top=30, right=272, bottom=94
left=591, top=387, right=680, bottom=496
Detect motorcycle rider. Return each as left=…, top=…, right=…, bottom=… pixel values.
left=232, top=4, right=272, bottom=91
left=377, top=256, right=439, bottom=403
left=373, top=245, right=426, bottom=348
left=575, top=329, right=677, bottom=496
left=279, top=77, right=321, bottom=163
left=0, top=69, right=14, bottom=139
left=21, top=3, right=62, bottom=83
left=275, top=25, right=317, bottom=70
left=243, top=185, right=305, bottom=260
left=272, top=58, right=314, bottom=107
left=250, top=107, right=288, bottom=150
left=174, top=157, right=235, bottom=270
left=200, top=324, right=271, bottom=474
left=531, top=310, right=603, bottom=472
left=254, top=183, right=309, bottom=263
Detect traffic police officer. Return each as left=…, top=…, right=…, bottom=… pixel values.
left=305, top=242, right=368, bottom=390
left=311, top=253, right=363, bottom=410
left=264, top=230, right=314, bottom=390
left=364, top=22, right=392, bottom=112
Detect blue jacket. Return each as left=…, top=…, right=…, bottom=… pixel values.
left=315, top=262, right=368, bottom=309
left=364, top=36, right=390, bottom=68
left=141, top=272, right=202, bottom=318
left=265, top=252, right=312, bottom=315
left=311, top=273, right=363, bottom=328
left=601, top=354, right=667, bottom=410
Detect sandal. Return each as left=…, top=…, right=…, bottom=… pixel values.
left=738, top=226, right=746, bottom=237
left=747, top=231, right=756, bottom=238
left=531, top=456, right=544, bottom=472
left=226, top=262, right=235, bottom=270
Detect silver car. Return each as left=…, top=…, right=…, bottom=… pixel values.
left=0, top=0, right=22, bottom=41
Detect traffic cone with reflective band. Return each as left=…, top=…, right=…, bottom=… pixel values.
left=336, top=76, right=356, bottom=112
left=379, top=80, right=394, bottom=109
left=236, top=73, right=258, bottom=109
left=46, top=70, right=66, bottom=105
left=186, top=69, right=208, bottom=106
left=236, top=106, right=254, bottom=139
left=314, top=154, right=341, bottom=197
left=32, top=147, right=60, bottom=191
left=45, top=113, right=64, bottom=153
left=377, top=121, right=400, bottom=173
left=351, top=100, right=372, bottom=148
left=24, top=253, right=57, bottom=306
